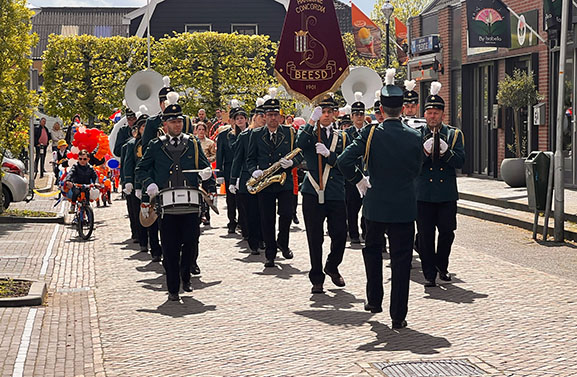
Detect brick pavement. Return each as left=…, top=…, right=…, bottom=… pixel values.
left=1, top=193, right=577, bottom=376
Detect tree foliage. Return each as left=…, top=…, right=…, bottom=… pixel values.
left=42, top=35, right=148, bottom=129
left=0, top=0, right=38, bottom=158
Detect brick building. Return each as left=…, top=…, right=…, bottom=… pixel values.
left=407, top=0, right=577, bottom=185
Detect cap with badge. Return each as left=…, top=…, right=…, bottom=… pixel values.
left=338, top=104, right=352, bottom=127
left=403, top=80, right=418, bottom=105
left=424, top=82, right=444, bottom=111
left=162, top=92, right=184, bottom=121
left=136, top=105, right=150, bottom=127
left=380, top=68, right=404, bottom=108
left=126, top=107, right=136, bottom=119
left=318, top=94, right=338, bottom=110
left=263, top=87, right=281, bottom=113
left=254, top=97, right=265, bottom=115
left=373, top=90, right=382, bottom=113
left=158, top=76, right=175, bottom=103
left=351, top=92, right=365, bottom=115
left=229, top=99, right=247, bottom=119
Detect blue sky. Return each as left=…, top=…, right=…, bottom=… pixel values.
left=30, top=0, right=377, bottom=18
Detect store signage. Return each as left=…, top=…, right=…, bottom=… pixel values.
left=511, top=10, right=539, bottom=49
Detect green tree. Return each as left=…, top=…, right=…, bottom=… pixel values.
left=0, top=0, right=38, bottom=210
left=42, top=35, right=148, bottom=130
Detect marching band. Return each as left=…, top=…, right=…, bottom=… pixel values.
left=106, top=63, right=466, bottom=328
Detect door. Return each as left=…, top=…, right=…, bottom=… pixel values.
left=472, top=64, right=494, bottom=175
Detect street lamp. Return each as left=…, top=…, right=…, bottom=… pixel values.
left=381, top=0, right=394, bottom=68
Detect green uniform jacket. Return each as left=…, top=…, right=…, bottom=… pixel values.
left=247, top=125, right=303, bottom=194
left=119, top=138, right=133, bottom=185
left=135, top=134, right=214, bottom=202
left=141, top=114, right=195, bottom=153
left=296, top=123, right=349, bottom=201
left=336, top=119, right=423, bottom=223
left=114, top=125, right=132, bottom=158
left=216, top=126, right=237, bottom=182
left=416, top=124, right=465, bottom=203
left=230, top=128, right=253, bottom=194
left=123, top=138, right=145, bottom=190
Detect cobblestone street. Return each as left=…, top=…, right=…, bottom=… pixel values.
left=1, top=194, right=577, bottom=376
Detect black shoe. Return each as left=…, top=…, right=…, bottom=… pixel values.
left=424, top=279, right=437, bottom=287
left=258, top=241, right=265, bottom=250
left=151, top=255, right=161, bottom=262
left=392, top=320, right=407, bottom=329
left=279, top=246, right=293, bottom=259
left=350, top=237, right=361, bottom=244
left=227, top=228, right=236, bottom=234
left=323, top=267, right=345, bottom=287
left=264, top=259, right=275, bottom=268
left=250, top=248, right=260, bottom=255
left=292, top=215, right=299, bottom=224
left=311, top=284, right=324, bottom=294
left=168, top=293, right=180, bottom=301
left=191, top=265, right=201, bottom=275
left=438, top=272, right=452, bottom=281
left=182, top=282, right=192, bottom=292
left=364, top=303, right=383, bottom=313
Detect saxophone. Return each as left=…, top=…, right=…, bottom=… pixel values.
left=247, top=148, right=302, bottom=194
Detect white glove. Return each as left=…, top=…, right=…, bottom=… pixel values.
left=198, top=166, right=213, bottom=181
left=309, top=106, right=322, bottom=123
left=279, top=158, right=293, bottom=169
left=439, top=139, right=448, bottom=155
left=229, top=184, right=237, bottom=194
left=252, top=169, right=263, bottom=179
left=315, top=142, right=330, bottom=157
left=140, top=203, right=150, bottom=219
left=356, top=176, right=372, bottom=198
left=135, top=190, right=142, bottom=200
left=423, top=138, right=434, bottom=155
left=146, top=183, right=159, bottom=198
left=123, top=183, right=133, bottom=195
left=216, top=177, right=225, bottom=185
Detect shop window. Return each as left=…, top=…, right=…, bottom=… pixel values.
left=421, top=13, right=438, bottom=35
left=231, top=24, right=258, bottom=35
left=185, top=24, right=212, bottom=33
left=61, top=25, right=79, bottom=36
left=451, top=6, right=461, bottom=67
left=94, top=26, right=112, bottom=38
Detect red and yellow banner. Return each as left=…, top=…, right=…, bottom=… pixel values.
left=395, top=17, right=408, bottom=65
left=274, top=0, right=350, bottom=104
left=351, top=2, right=382, bottom=59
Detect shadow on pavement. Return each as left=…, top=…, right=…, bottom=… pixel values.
left=234, top=255, right=264, bottom=264
left=138, top=275, right=166, bottom=291
left=253, top=262, right=307, bottom=280
left=191, top=277, right=221, bottom=290
left=136, top=296, right=216, bottom=317
left=135, top=261, right=165, bottom=274
left=535, top=240, right=577, bottom=249
left=294, top=309, right=375, bottom=327
left=309, top=289, right=365, bottom=310
left=0, top=223, right=26, bottom=237
left=358, top=320, right=451, bottom=354
left=423, top=284, right=488, bottom=304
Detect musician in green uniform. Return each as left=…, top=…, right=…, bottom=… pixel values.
left=113, top=107, right=137, bottom=158
left=123, top=111, right=162, bottom=262
left=296, top=96, right=350, bottom=294
left=416, top=82, right=465, bottom=287
left=247, top=95, right=303, bottom=268
left=337, top=68, right=423, bottom=329
left=136, top=92, right=215, bottom=301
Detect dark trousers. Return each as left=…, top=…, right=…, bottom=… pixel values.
left=302, top=194, right=347, bottom=285
left=363, top=219, right=414, bottom=322
left=225, top=179, right=238, bottom=231
left=345, top=182, right=366, bottom=239
left=160, top=213, right=200, bottom=294
left=417, top=201, right=457, bottom=281
left=292, top=193, right=298, bottom=217
left=126, top=193, right=140, bottom=239
left=138, top=216, right=161, bottom=257
left=236, top=192, right=262, bottom=250
left=34, top=145, right=47, bottom=176
left=257, top=190, right=293, bottom=260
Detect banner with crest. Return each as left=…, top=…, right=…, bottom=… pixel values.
left=466, top=0, right=511, bottom=48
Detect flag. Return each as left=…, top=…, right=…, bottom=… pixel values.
left=351, top=2, right=382, bottom=59
left=394, top=17, right=408, bottom=65
left=466, top=0, right=511, bottom=48
left=274, top=0, right=349, bottom=104
left=109, top=109, right=122, bottom=122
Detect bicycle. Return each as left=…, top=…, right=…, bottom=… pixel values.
left=70, top=183, right=99, bottom=240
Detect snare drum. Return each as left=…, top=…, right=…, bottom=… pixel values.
left=158, top=187, right=201, bottom=215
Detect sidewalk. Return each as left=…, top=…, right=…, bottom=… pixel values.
left=457, top=176, right=577, bottom=240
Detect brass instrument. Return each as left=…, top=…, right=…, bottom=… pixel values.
left=432, top=128, right=440, bottom=162
left=247, top=148, right=302, bottom=194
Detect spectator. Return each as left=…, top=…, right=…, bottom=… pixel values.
left=65, top=114, right=81, bottom=145
left=51, top=122, right=65, bottom=152
left=34, top=117, right=52, bottom=178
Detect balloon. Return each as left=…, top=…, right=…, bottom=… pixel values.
left=68, top=158, right=78, bottom=166
left=78, top=125, right=87, bottom=134
left=67, top=152, right=78, bottom=159
left=89, top=188, right=100, bottom=201
left=106, top=158, right=119, bottom=169
left=71, top=146, right=79, bottom=154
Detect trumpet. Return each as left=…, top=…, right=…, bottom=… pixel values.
left=247, top=148, right=302, bottom=194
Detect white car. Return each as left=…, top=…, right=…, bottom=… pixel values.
left=2, top=156, right=28, bottom=209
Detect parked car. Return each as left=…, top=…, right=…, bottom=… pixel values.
left=2, top=156, right=28, bottom=209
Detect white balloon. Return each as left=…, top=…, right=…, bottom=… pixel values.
left=78, top=125, right=87, bottom=133
left=71, top=146, right=80, bottom=154
left=68, top=158, right=78, bottom=166
left=89, top=188, right=100, bottom=201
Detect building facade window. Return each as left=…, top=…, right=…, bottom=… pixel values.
left=61, top=25, right=79, bottom=36
left=231, top=24, right=258, bottom=35
left=421, top=13, right=438, bottom=36
left=94, top=25, right=112, bottom=38
left=185, top=24, right=212, bottom=33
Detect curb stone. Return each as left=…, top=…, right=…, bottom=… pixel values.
left=0, top=280, right=46, bottom=307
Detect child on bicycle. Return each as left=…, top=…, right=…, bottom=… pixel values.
left=65, top=149, right=98, bottom=213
